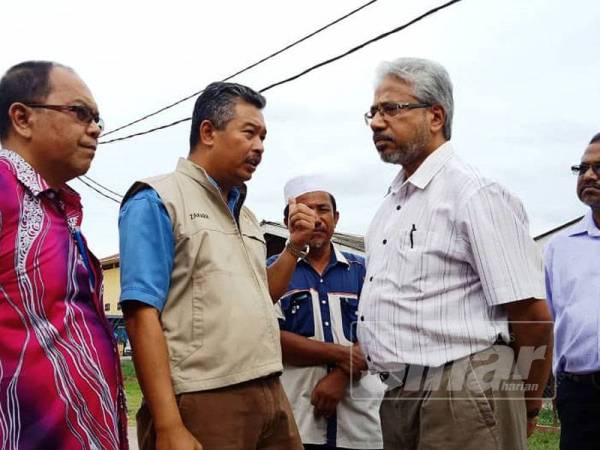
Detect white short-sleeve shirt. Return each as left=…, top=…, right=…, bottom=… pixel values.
left=357, top=142, right=545, bottom=370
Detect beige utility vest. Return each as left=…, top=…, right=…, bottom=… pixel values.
left=124, top=158, right=282, bottom=393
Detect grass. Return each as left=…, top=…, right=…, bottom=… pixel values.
left=528, top=402, right=560, bottom=449
left=529, top=431, right=559, bottom=450
left=120, top=360, right=561, bottom=448
left=122, top=359, right=142, bottom=423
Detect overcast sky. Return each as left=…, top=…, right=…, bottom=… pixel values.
left=3, top=0, right=599, bottom=257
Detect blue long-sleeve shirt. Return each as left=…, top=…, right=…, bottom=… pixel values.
left=119, top=181, right=240, bottom=311
left=544, top=210, right=600, bottom=374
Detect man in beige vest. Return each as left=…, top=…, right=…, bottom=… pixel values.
left=119, top=82, right=315, bottom=450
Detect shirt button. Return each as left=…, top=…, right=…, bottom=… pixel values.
left=396, top=205, right=401, bottom=210
left=383, top=239, right=387, bottom=245
left=324, top=321, right=330, bottom=327
left=367, top=355, right=371, bottom=362
left=360, top=315, right=365, bottom=321
left=321, top=300, right=326, bottom=305
left=369, top=276, right=373, bottom=282
left=320, top=279, right=324, bottom=283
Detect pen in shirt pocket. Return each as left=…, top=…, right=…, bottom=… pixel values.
left=410, top=224, right=417, bottom=248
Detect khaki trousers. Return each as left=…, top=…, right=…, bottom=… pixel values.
left=379, top=346, right=527, bottom=450
left=137, top=375, right=302, bottom=450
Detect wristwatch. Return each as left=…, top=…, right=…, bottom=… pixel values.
left=285, top=240, right=309, bottom=260
left=526, top=408, right=540, bottom=419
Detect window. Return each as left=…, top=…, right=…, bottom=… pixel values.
left=104, top=303, right=110, bottom=311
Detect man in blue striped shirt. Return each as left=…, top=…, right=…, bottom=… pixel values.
left=268, top=175, right=384, bottom=450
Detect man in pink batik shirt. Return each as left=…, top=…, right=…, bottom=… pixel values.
left=0, top=61, right=127, bottom=449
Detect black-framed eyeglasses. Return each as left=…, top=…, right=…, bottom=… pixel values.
left=364, top=102, right=432, bottom=125
left=571, top=163, right=600, bottom=177
left=25, top=104, right=104, bottom=131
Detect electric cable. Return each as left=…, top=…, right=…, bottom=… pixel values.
left=84, top=0, right=464, bottom=200
left=81, top=175, right=124, bottom=198
left=98, top=0, right=463, bottom=146
left=76, top=176, right=122, bottom=203
left=100, top=0, right=379, bottom=138
left=260, top=0, right=462, bottom=93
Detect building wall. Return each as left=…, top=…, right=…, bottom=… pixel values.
left=102, top=266, right=122, bottom=318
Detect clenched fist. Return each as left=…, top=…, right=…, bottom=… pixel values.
left=287, top=197, right=318, bottom=248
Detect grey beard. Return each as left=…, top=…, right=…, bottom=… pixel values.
left=379, top=143, right=422, bottom=166
left=380, top=149, right=404, bottom=165
left=379, top=127, right=430, bottom=166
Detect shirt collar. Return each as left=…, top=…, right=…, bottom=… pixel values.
left=0, top=148, right=51, bottom=196
left=177, top=157, right=247, bottom=205
left=332, top=243, right=350, bottom=267
left=206, top=174, right=241, bottom=205
left=568, top=210, right=600, bottom=237
left=300, top=243, right=349, bottom=271
left=389, top=141, right=454, bottom=193
left=0, top=148, right=80, bottom=201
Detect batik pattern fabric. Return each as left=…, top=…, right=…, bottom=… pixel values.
left=0, top=149, right=127, bottom=450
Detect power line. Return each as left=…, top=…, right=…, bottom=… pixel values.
left=99, top=0, right=464, bottom=146
left=81, top=175, right=124, bottom=198
left=76, top=176, right=121, bottom=203
left=100, top=118, right=191, bottom=145
left=100, top=0, right=379, bottom=138
left=87, top=0, right=463, bottom=201
left=260, top=0, right=462, bottom=93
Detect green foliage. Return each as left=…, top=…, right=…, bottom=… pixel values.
left=122, top=360, right=142, bottom=423
left=529, top=430, right=559, bottom=449
left=538, top=403, right=557, bottom=426
left=529, top=400, right=560, bottom=448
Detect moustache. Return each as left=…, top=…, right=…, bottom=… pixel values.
left=581, top=183, right=600, bottom=190
left=373, top=132, right=395, bottom=145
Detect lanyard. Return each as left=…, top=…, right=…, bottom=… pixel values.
left=49, top=190, right=96, bottom=291
left=72, top=227, right=96, bottom=289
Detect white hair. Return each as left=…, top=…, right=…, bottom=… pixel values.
left=376, top=57, right=454, bottom=140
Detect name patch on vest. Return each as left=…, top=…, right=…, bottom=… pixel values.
left=189, top=212, right=210, bottom=220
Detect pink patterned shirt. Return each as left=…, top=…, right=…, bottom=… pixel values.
left=0, top=149, right=127, bottom=449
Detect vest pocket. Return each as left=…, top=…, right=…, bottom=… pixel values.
left=174, top=278, right=204, bottom=364
left=242, top=231, right=267, bottom=264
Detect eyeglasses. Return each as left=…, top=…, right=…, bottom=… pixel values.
left=25, top=104, right=104, bottom=131
left=364, top=102, right=432, bottom=125
left=571, top=163, right=600, bottom=177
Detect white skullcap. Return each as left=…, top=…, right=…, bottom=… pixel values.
left=283, top=174, right=333, bottom=203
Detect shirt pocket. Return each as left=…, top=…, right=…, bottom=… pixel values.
left=280, top=291, right=315, bottom=337
left=395, top=228, right=436, bottom=251
left=392, top=229, right=450, bottom=292
left=339, top=296, right=359, bottom=342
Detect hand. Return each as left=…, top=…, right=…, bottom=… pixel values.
left=526, top=416, right=538, bottom=437
left=287, top=197, right=317, bottom=248
left=311, top=369, right=350, bottom=418
left=335, top=344, right=368, bottom=380
left=525, top=398, right=542, bottom=438
left=156, top=424, right=203, bottom=450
